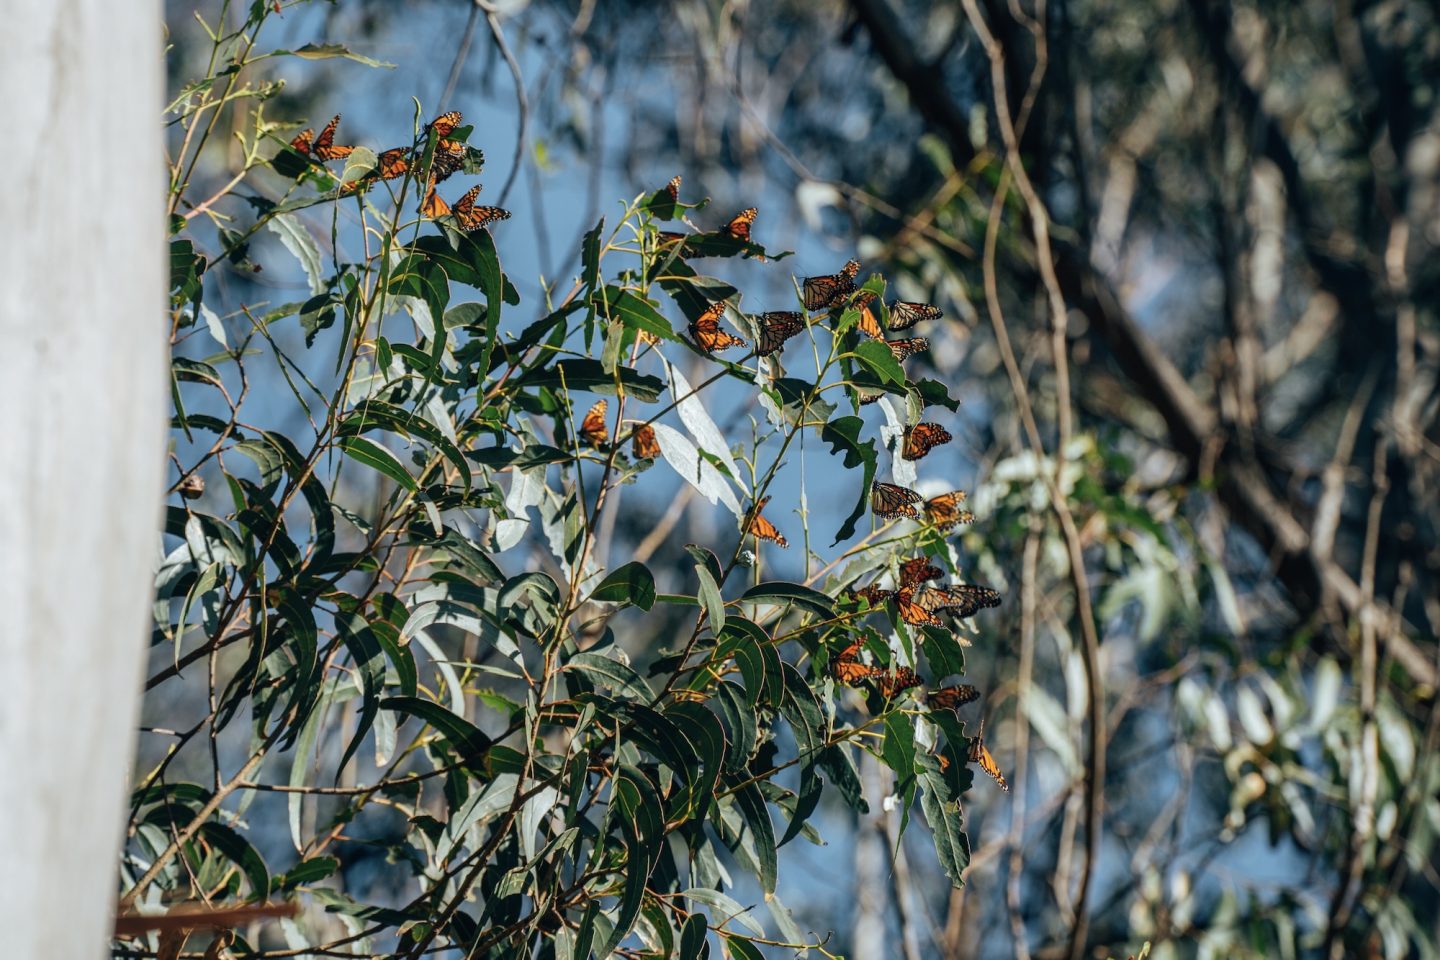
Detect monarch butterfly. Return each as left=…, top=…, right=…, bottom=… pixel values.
left=830, top=640, right=877, bottom=686
left=923, top=490, right=975, bottom=531
left=452, top=184, right=511, bottom=231
left=690, top=301, right=747, bottom=353
left=902, top=422, right=952, bottom=461
left=665, top=175, right=681, bottom=201
left=756, top=312, right=806, bottom=356
left=876, top=667, right=924, bottom=698
left=420, top=185, right=450, bottom=218
left=886, top=337, right=930, bottom=361
left=724, top=207, right=758, bottom=241
left=311, top=114, right=354, bottom=161
left=428, top=111, right=463, bottom=137
left=579, top=400, right=609, bottom=449
left=895, top=588, right=945, bottom=628
left=899, top=557, right=942, bottom=589
left=969, top=736, right=1010, bottom=791
left=856, top=387, right=886, bottom=406
left=802, top=259, right=861, bottom=311
left=847, top=583, right=894, bottom=606
left=290, top=114, right=352, bottom=160
left=915, top=584, right=1002, bottom=619
left=927, top=684, right=980, bottom=712
left=746, top=496, right=788, bottom=548
left=631, top=423, right=660, bottom=460
left=871, top=480, right=922, bottom=519
left=887, top=300, right=942, bottom=331
left=658, top=230, right=688, bottom=247
left=429, top=138, right=468, bottom=182
left=832, top=658, right=881, bottom=687
left=376, top=147, right=410, bottom=180
left=850, top=290, right=883, bottom=338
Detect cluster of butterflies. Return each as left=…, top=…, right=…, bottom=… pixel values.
left=287, top=110, right=511, bottom=231
left=574, top=177, right=1009, bottom=790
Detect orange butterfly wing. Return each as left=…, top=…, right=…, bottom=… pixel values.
left=802, top=258, right=861, bottom=311
left=429, top=138, right=468, bottom=182
left=665, top=175, right=682, bottom=201
left=969, top=739, right=1010, bottom=791
left=289, top=127, right=315, bottom=154
left=902, top=422, right=953, bottom=461
left=832, top=659, right=881, bottom=686
left=923, top=491, right=974, bottom=531
left=724, top=207, right=758, bottom=241
left=690, top=301, right=747, bottom=352
left=887, top=300, right=942, bottom=331
left=917, top=584, right=1002, bottom=618
left=926, top=684, right=980, bottom=712
left=746, top=495, right=788, bottom=548
left=631, top=423, right=660, bottom=460
left=847, top=584, right=895, bottom=606
left=899, top=557, right=942, bottom=589
left=453, top=184, right=511, bottom=231
left=377, top=147, right=411, bottom=180
left=421, top=186, right=451, bottom=218
left=895, top=588, right=945, bottom=628
left=886, top=337, right=930, bottom=361
left=871, top=480, right=922, bottom=519
left=849, top=291, right=882, bottom=338
left=428, top=111, right=463, bottom=137
left=756, top=311, right=805, bottom=356
left=579, top=400, right=609, bottom=448
left=876, top=667, right=923, bottom=699
left=312, top=114, right=355, bottom=161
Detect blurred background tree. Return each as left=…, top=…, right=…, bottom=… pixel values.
left=153, top=0, right=1440, bottom=957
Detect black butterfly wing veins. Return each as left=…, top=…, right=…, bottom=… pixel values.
left=902, top=422, right=953, bottom=461
left=923, top=490, right=975, bottom=531
left=452, top=184, right=511, bottom=231
left=887, top=300, right=942, bottom=331
left=690, top=301, right=747, bottom=353
left=871, top=480, right=922, bottom=519
left=916, top=584, right=1003, bottom=619
left=802, top=259, right=861, bottom=311
left=756, top=311, right=806, bottom=356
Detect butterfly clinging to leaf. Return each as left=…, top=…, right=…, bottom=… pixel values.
left=450, top=184, right=511, bottom=231
left=902, top=422, right=952, bottom=461
left=802, top=259, right=861, bottom=311
left=579, top=400, right=609, bottom=449
left=850, top=290, right=883, bottom=338
left=927, top=684, right=980, bottom=712
left=756, top=312, right=806, bottom=357
left=899, top=557, right=943, bottom=589
left=915, top=584, right=1002, bottom=619
left=631, top=423, right=660, bottom=460
left=871, top=480, right=922, bottom=519
left=291, top=114, right=354, bottom=161
left=886, top=337, right=930, bottom=362
left=894, top=588, right=945, bottom=628
left=724, top=207, right=758, bottom=242
left=427, top=111, right=463, bottom=137
left=923, top=490, right=974, bottom=531
left=875, top=667, right=924, bottom=699
left=690, top=301, right=747, bottom=353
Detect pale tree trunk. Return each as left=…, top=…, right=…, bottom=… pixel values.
left=0, top=4, right=164, bottom=957
left=853, top=751, right=889, bottom=958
